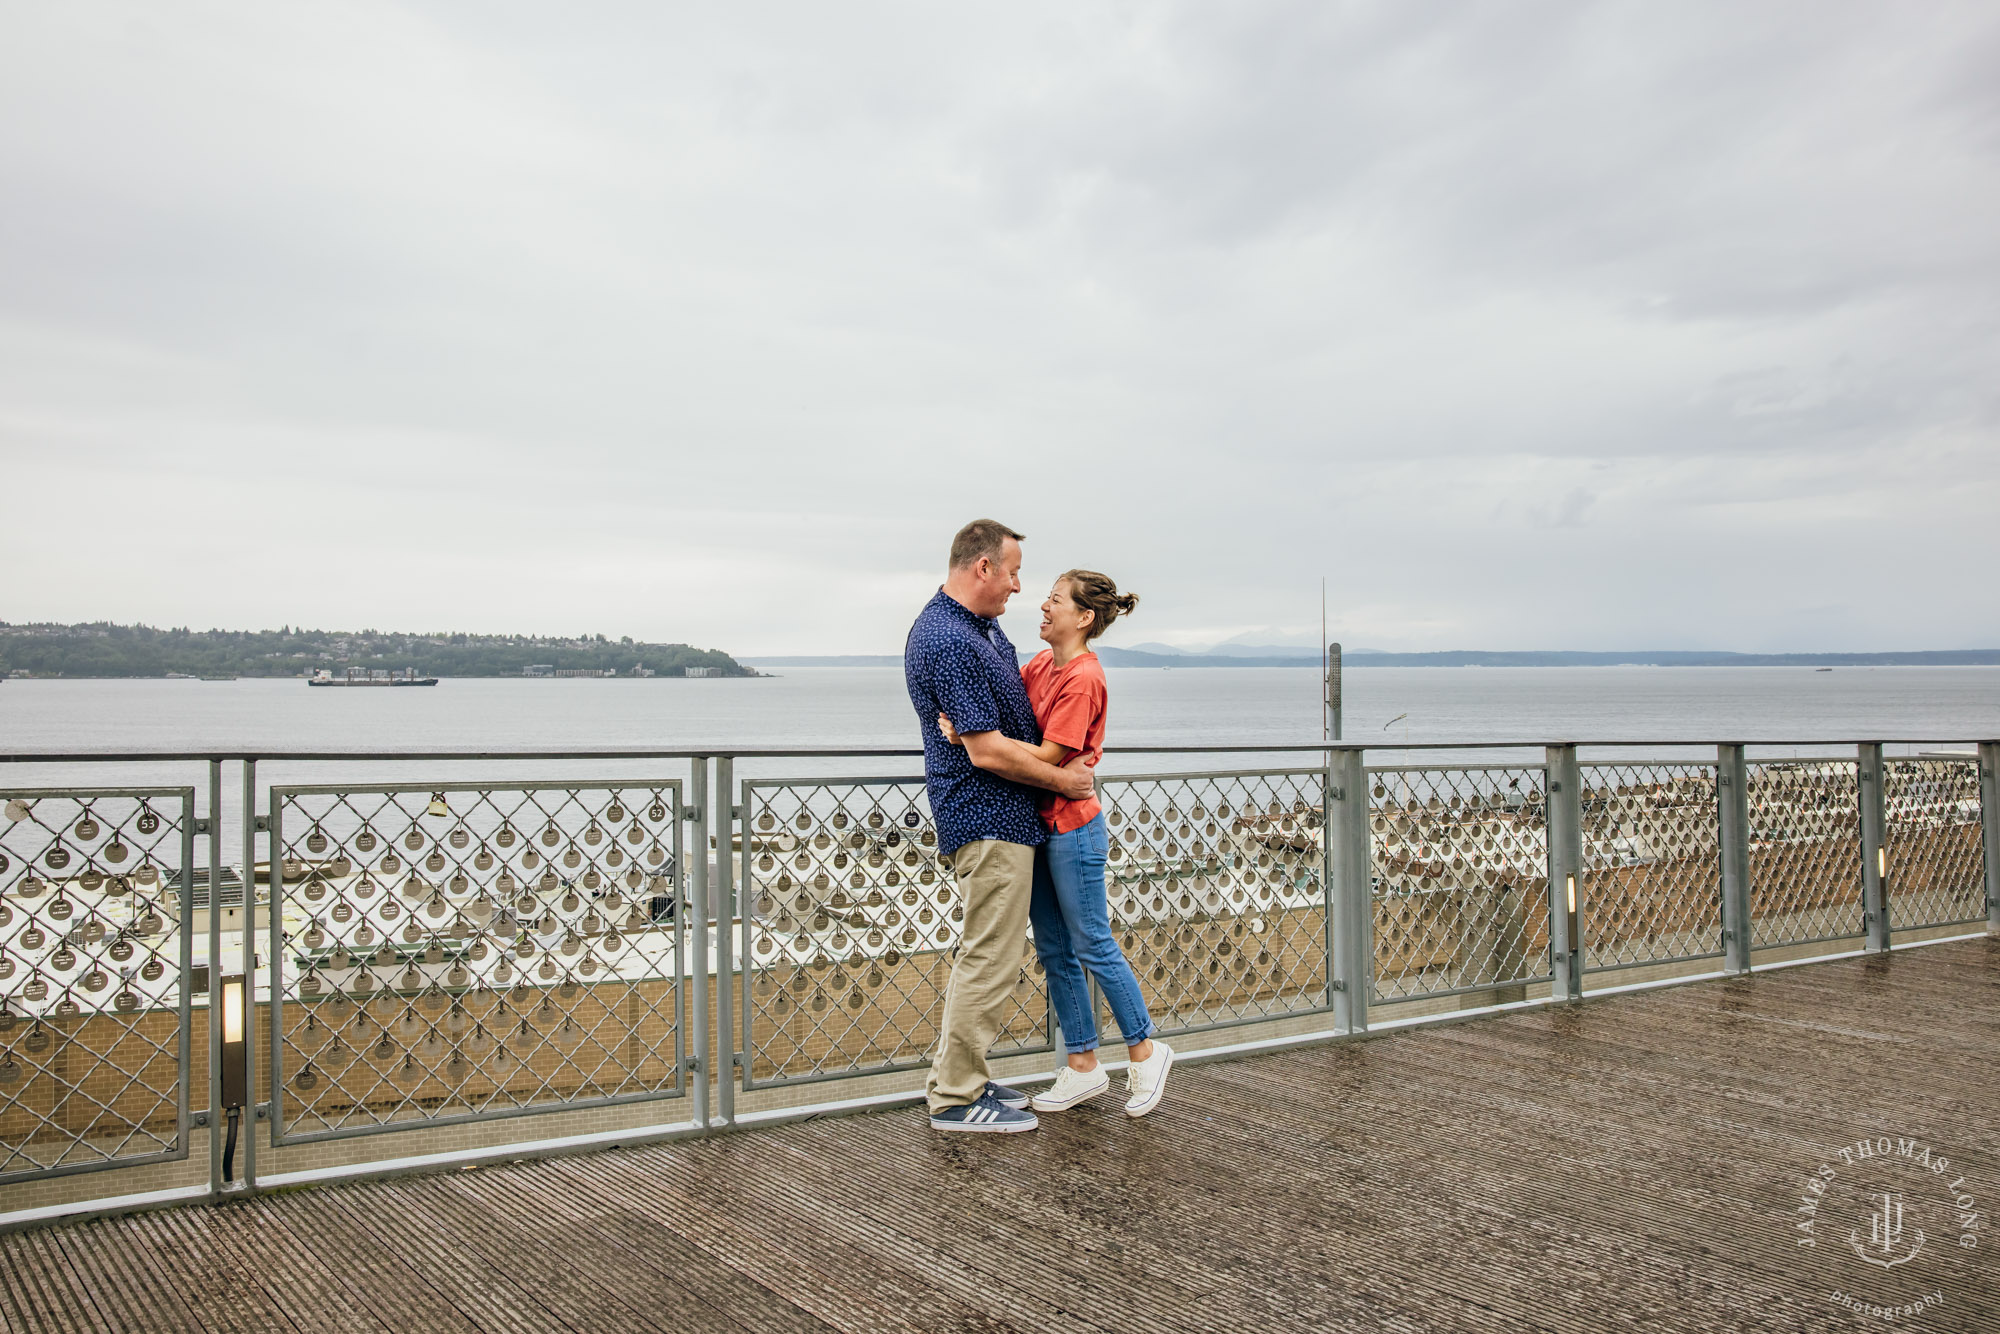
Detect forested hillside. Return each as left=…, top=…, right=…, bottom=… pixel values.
left=0, top=623, right=750, bottom=678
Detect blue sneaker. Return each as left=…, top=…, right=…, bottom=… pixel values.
left=929, top=1093, right=1039, bottom=1134
left=985, top=1081, right=1030, bottom=1110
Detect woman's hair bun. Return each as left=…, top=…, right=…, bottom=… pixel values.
left=1060, top=570, right=1139, bottom=642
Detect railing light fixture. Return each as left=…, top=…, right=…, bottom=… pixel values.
left=1877, top=846, right=1887, bottom=879
left=220, top=972, right=246, bottom=1182
left=221, top=975, right=245, bottom=1048
left=1565, top=873, right=1577, bottom=913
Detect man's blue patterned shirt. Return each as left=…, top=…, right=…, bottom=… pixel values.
left=904, top=590, right=1047, bottom=857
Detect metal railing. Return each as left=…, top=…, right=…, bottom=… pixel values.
left=1580, top=761, right=1722, bottom=973
left=1746, top=755, right=1865, bottom=948
left=1883, top=757, right=1987, bottom=930
left=1367, top=763, right=1552, bottom=1003
left=0, top=788, right=194, bottom=1183
left=734, top=772, right=1044, bottom=1091
left=267, top=779, right=691, bottom=1146
left=1094, top=767, right=1331, bottom=1037
left=2, top=737, right=1994, bottom=1225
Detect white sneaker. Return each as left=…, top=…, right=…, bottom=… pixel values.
left=1124, top=1041, right=1174, bottom=1118
left=1030, top=1064, right=1109, bottom=1112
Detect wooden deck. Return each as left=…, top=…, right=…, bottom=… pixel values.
left=3, top=938, right=1994, bottom=1333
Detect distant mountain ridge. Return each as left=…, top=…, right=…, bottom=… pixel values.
left=1128, top=641, right=1327, bottom=659
left=1127, top=633, right=1398, bottom=659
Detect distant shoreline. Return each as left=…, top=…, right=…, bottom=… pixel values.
left=744, top=649, right=2000, bottom=670
left=0, top=673, right=760, bottom=682
left=0, top=621, right=752, bottom=680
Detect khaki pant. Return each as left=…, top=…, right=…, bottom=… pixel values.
left=925, top=838, right=1037, bottom=1111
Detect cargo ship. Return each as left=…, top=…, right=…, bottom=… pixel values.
left=309, top=668, right=439, bottom=687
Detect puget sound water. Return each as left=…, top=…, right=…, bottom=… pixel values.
left=1, top=665, right=1995, bottom=797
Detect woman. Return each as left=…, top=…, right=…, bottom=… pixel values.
left=942, top=570, right=1172, bottom=1116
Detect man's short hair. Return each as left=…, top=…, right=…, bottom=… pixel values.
left=949, top=519, right=1025, bottom=570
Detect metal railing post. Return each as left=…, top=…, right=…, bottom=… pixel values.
left=687, top=759, right=710, bottom=1130
left=239, top=759, right=259, bottom=1191
left=1980, top=742, right=1999, bottom=934
left=1325, top=747, right=1370, bottom=1033
left=715, top=755, right=736, bottom=1128
left=1859, top=743, right=1889, bottom=953
left=177, top=783, right=196, bottom=1184
left=1717, top=745, right=1752, bottom=974
left=1545, top=746, right=1584, bottom=1001
left=206, top=760, right=223, bottom=1199
left=266, top=769, right=284, bottom=1155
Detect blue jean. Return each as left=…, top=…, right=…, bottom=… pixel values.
left=1029, top=814, right=1155, bottom=1054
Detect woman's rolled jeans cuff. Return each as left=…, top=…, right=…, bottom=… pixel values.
left=1028, top=813, right=1155, bottom=1056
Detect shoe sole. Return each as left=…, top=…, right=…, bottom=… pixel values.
left=929, top=1114, right=1039, bottom=1133
left=1030, top=1082, right=1108, bottom=1113
left=1124, top=1047, right=1174, bottom=1118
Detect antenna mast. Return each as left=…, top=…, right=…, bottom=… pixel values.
left=1322, top=579, right=1341, bottom=742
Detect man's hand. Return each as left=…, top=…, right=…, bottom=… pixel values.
left=1057, top=757, right=1094, bottom=802
left=961, top=730, right=1096, bottom=800
left=937, top=712, right=961, bottom=746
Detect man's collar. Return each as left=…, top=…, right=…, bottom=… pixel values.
left=934, top=587, right=995, bottom=629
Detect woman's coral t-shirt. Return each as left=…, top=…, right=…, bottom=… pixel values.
left=1021, top=648, right=1107, bottom=833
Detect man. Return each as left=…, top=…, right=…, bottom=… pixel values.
left=905, top=519, right=1095, bottom=1133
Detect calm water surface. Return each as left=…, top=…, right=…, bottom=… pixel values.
left=2, top=666, right=1994, bottom=799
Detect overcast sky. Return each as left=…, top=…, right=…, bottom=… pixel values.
left=3, top=3, right=1996, bottom=655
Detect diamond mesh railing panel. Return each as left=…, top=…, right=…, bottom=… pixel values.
left=1099, top=770, right=1330, bottom=1039
left=738, top=779, right=1048, bottom=1088
left=1369, top=767, right=1551, bottom=1003
left=736, top=769, right=1332, bottom=1089
left=1747, top=761, right=1863, bottom=947
left=1579, top=763, right=1723, bottom=970
left=271, top=782, right=685, bottom=1143
left=2, top=789, right=192, bottom=1182
left=1883, top=758, right=1986, bottom=931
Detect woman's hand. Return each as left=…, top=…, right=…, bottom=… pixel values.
left=937, top=712, right=962, bottom=746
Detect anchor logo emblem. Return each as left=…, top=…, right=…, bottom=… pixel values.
left=1849, top=1192, right=1925, bottom=1269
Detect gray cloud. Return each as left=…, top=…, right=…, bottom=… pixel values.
left=1, top=2, right=1995, bottom=655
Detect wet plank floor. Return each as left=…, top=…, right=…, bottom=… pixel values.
left=4, top=938, right=1995, bottom=1333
